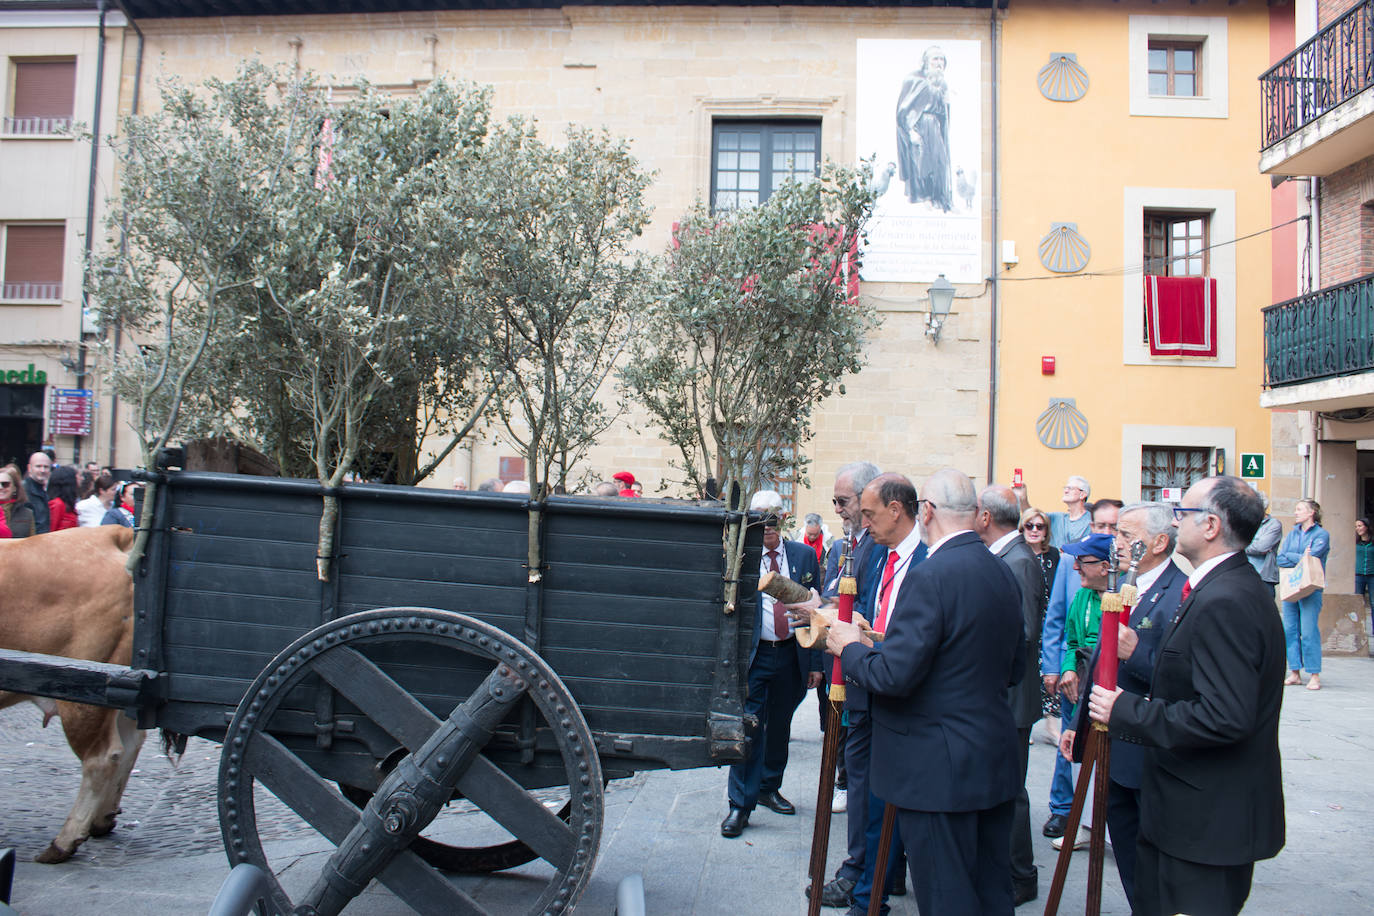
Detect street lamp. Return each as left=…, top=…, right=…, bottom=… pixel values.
left=925, top=273, right=955, bottom=344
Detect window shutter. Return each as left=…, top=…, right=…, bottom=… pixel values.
left=4, top=224, right=65, bottom=298
left=13, top=60, right=77, bottom=121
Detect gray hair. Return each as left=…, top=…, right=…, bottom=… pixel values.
left=979, top=485, right=1022, bottom=528
left=836, top=461, right=882, bottom=494
left=924, top=468, right=978, bottom=518
left=804, top=512, right=823, bottom=526
left=593, top=481, right=619, bottom=497
left=1119, top=501, right=1177, bottom=554
left=1067, top=475, right=1091, bottom=500
left=750, top=489, right=784, bottom=512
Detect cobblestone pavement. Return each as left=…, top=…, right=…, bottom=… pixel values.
left=2, top=657, right=1372, bottom=914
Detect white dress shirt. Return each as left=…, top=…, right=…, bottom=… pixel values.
left=759, top=543, right=791, bottom=642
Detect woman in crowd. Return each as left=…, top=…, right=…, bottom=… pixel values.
left=1357, top=517, right=1374, bottom=632
left=46, top=465, right=80, bottom=531
left=1277, top=498, right=1330, bottom=691
left=77, top=475, right=121, bottom=527
left=0, top=464, right=34, bottom=537
left=1020, top=506, right=1060, bottom=719
left=101, top=482, right=135, bottom=527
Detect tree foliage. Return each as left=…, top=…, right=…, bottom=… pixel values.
left=621, top=164, right=877, bottom=611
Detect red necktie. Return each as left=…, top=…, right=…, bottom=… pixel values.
left=769, top=550, right=789, bottom=639
left=876, top=550, right=900, bottom=633
left=1181, top=581, right=1192, bottom=602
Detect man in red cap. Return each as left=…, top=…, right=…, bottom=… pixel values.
left=612, top=470, right=638, bottom=497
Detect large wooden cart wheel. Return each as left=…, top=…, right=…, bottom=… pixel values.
left=217, top=608, right=603, bottom=916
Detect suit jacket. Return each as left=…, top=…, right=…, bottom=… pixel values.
left=837, top=533, right=908, bottom=715
left=751, top=538, right=823, bottom=673
left=996, top=533, right=1047, bottom=729
left=1072, top=559, right=1188, bottom=788
left=1110, top=553, right=1286, bottom=867
left=840, top=531, right=1025, bottom=813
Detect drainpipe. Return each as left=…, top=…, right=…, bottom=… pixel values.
left=75, top=0, right=109, bottom=464
left=985, top=7, right=1001, bottom=485
left=104, top=0, right=145, bottom=470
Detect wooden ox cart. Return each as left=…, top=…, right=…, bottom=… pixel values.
left=0, top=457, right=764, bottom=914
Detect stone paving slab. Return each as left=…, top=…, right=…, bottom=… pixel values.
left=2, top=656, right=1372, bottom=914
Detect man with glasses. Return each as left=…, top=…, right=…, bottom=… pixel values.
left=812, top=460, right=899, bottom=909
left=1047, top=475, right=1093, bottom=548
left=24, top=451, right=53, bottom=535
left=1060, top=503, right=1187, bottom=906
left=1040, top=498, right=1120, bottom=839
left=1089, top=477, right=1285, bottom=916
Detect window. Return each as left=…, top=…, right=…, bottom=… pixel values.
left=5, top=58, right=76, bottom=135
left=710, top=120, right=820, bottom=212
left=1142, top=210, right=1209, bottom=343
left=2, top=223, right=64, bottom=301
left=1147, top=41, right=1202, bottom=98
left=1141, top=446, right=1211, bottom=501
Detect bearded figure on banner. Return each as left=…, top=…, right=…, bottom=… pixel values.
left=895, top=45, right=953, bottom=212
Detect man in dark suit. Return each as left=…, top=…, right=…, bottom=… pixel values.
left=975, top=483, right=1046, bottom=907
left=814, top=461, right=894, bottom=908
left=1061, top=501, right=1187, bottom=908
left=1089, top=477, right=1285, bottom=916
left=828, top=468, right=1025, bottom=914
left=721, top=490, right=823, bottom=838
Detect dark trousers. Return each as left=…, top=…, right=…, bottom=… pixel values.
left=899, top=798, right=1015, bottom=916
left=851, top=790, right=905, bottom=916
left=1009, top=727, right=1036, bottom=889
left=1134, top=835, right=1253, bottom=916
left=1106, top=780, right=1140, bottom=909
left=727, top=641, right=804, bottom=810
left=837, top=713, right=873, bottom=882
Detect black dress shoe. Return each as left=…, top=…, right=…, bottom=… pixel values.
left=720, top=807, right=749, bottom=838
left=758, top=790, right=796, bottom=815
left=804, top=876, right=855, bottom=908
left=1042, top=813, right=1067, bottom=838
left=1013, top=880, right=1038, bottom=906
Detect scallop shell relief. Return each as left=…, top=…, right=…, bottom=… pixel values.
left=1038, top=52, right=1089, bottom=102
left=1038, top=222, right=1091, bottom=274
left=1037, top=398, right=1089, bottom=450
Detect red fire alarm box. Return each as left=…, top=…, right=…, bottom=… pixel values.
left=1041, top=356, right=1056, bottom=375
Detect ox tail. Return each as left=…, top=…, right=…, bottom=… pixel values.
left=161, top=729, right=188, bottom=766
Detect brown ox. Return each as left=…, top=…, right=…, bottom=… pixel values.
left=0, top=525, right=145, bottom=863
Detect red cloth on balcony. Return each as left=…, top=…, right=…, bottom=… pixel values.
left=1145, top=275, right=1217, bottom=359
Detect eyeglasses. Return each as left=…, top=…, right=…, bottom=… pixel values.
left=1074, top=556, right=1109, bottom=567
left=0, top=481, right=11, bottom=489
left=1172, top=507, right=1210, bottom=521
left=1023, top=522, right=1046, bottom=531
left=832, top=495, right=854, bottom=507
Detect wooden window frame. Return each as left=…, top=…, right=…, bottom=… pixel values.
left=1147, top=40, right=1203, bottom=98
left=1142, top=210, right=1210, bottom=343
left=710, top=119, right=821, bottom=214
left=1, top=222, right=65, bottom=302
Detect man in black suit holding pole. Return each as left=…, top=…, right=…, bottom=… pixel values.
left=827, top=468, right=1025, bottom=914
left=1089, top=476, right=1285, bottom=916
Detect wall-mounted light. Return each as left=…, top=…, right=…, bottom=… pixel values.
left=925, top=273, right=955, bottom=344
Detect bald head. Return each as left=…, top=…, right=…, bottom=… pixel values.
left=26, top=451, right=51, bottom=486
left=918, top=468, right=977, bottom=544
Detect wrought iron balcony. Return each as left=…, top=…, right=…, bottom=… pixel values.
left=1264, top=273, right=1374, bottom=388
left=1260, top=0, right=1374, bottom=150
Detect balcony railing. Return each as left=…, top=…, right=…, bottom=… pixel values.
left=1, top=116, right=73, bottom=136
left=1260, top=0, right=1374, bottom=149
left=1, top=282, right=62, bottom=301
left=1264, top=273, right=1374, bottom=387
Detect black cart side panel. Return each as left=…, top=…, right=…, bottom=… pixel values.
left=135, top=473, right=758, bottom=776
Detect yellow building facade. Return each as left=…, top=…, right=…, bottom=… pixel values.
left=996, top=0, right=1282, bottom=513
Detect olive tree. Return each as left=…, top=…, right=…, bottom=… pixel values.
left=620, top=163, right=877, bottom=612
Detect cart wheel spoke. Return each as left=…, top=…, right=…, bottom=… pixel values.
left=311, top=645, right=444, bottom=750
left=375, top=848, right=488, bottom=916
left=238, top=731, right=359, bottom=845
left=455, top=754, right=577, bottom=868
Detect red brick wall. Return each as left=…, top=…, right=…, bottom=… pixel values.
left=1318, top=0, right=1363, bottom=29
left=1319, top=155, right=1374, bottom=285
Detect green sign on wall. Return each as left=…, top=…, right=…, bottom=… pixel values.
left=1240, top=452, right=1266, bottom=479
